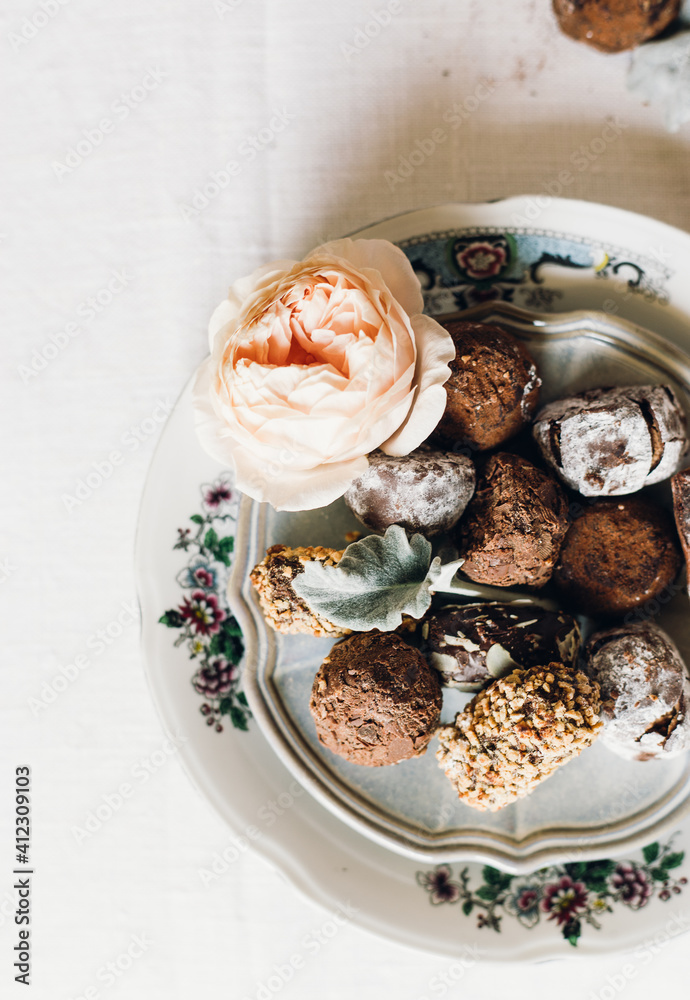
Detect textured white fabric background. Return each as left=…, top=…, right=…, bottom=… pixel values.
left=2, top=0, right=690, bottom=997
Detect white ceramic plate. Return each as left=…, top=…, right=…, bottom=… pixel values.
left=136, top=198, right=690, bottom=959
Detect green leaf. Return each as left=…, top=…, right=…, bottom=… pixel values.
left=476, top=884, right=501, bottom=901
left=291, top=525, right=441, bottom=632
left=650, top=867, right=668, bottom=881
left=661, top=852, right=684, bottom=871
left=204, top=527, right=219, bottom=549
left=237, top=691, right=248, bottom=707
left=229, top=706, right=249, bottom=731
left=482, top=866, right=512, bottom=890
left=159, top=610, right=184, bottom=628
left=462, top=900, right=473, bottom=916
left=565, top=862, right=587, bottom=881
left=190, top=514, right=204, bottom=525
left=567, top=933, right=580, bottom=947
left=643, top=842, right=660, bottom=865
left=218, top=536, right=234, bottom=552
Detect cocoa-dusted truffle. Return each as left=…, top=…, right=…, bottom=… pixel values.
left=553, top=498, right=682, bottom=617
left=424, top=602, right=580, bottom=691
left=436, top=663, right=602, bottom=811
left=552, top=0, right=681, bottom=53
left=672, top=468, right=690, bottom=596
left=432, top=320, right=540, bottom=450
left=458, top=453, right=569, bottom=588
left=586, top=622, right=690, bottom=761
left=343, top=446, right=475, bottom=537
left=250, top=544, right=350, bottom=637
left=309, top=632, right=442, bottom=766
left=533, top=384, right=687, bottom=497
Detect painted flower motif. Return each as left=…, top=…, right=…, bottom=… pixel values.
left=200, top=474, right=238, bottom=518
left=457, top=242, right=507, bottom=280
left=610, top=864, right=653, bottom=910
left=540, top=876, right=588, bottom=925
left=179, top=590, right=226, bottom=635
left=192, top=657, right=238, bottom=697
left=416, top=866, right=461, bottom=905
left=192, top=238, right=455, bottom=511
left=503, top=881, right=542, bottom=928
left=176, top=555, right=218, bottom=592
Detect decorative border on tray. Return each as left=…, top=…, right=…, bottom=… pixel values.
left=158, top=472, right=250, bottom=733
left=396, top=226, right=672, bottom=314
left=417, top=839, right=686, bottom=946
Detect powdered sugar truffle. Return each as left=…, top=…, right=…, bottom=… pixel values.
left=344, top=446, right=475, bottom=536
left=586, top=622, right=690, bottom=762
left=533, top=384, right=688, bottom=497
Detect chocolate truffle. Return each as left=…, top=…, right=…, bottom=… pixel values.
left=309, top=632, right=442, bottom=766
left=672, top=468, right=690, bottom=596
left=458, top=453, right=569, bottom=588
left=432, top=320, right=540, bottom=450
left=343, top=446, right=475, bottom=537
left=553, top=498, right=682, bottom=617
left=552, top=0, right=681, bottom=54
left=533, top=384, right=688, bottom=497
left=436, top=663, right=602, bottom=811
left=424, top=602, right=581, bottom=691
left=586, top=622, right=690, bottom=761
left=250, top=544, right=350, bottom=637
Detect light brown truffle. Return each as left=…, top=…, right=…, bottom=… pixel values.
left=250, top=544, right=350, bottom=637
left=432, top=320, right=540, bottom=451
left=458, top=453, right=569, bottom=588
left=436, top=663, right=602, bottom=811
left=553, top=498, right=682, bottom=617
left=671, top=467, right=690, bottom=596
left=309, top=632, right=442, bottom=766
left=552, top=0, right=681, bottom=54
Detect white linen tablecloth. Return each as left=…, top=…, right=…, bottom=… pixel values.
left=2, top=0, right=690, bottom=996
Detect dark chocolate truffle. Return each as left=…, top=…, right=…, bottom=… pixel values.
left=586, top=622, right=690, bottom=760
left=533, top=384, right=687, bottom=497
left=424, top=602, right=580, bottom=691
left=432, top=321, right=540, bottom=450
left=672, top=468, right=690, bottom=597
left=343, top=446, right=475, bottom=536
left=553, top=498, right=682, bottom=617
left=309, top=632, right=442, bottom=766
left=458, top=453, right=569, bottom=588
left=552, top=0, right=681, bottom=53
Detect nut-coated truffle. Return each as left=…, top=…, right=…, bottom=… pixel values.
left=424, top=602, right=581, bottom=691
left=309, top=632, right=442, bottom=766
left=436, top=663, right=602, bottom=811
left=251, top=544, right=350, bottom=637
left=343, top=446, right=476, bottom=536
left=533, top=384, right=687, bottom=497
left=458, top=452, right=570, bottom=588
left=432, top=320, right=540, bottom=450
left=552, top=0, right=681, bottom=53
left=553, top=499, right=682, bottom=617
left=586, top=622, right=690, bottom=761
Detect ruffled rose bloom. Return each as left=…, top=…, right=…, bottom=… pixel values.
left=193, top=239, right=455, bottom=511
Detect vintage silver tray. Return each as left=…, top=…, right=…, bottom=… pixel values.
left=229, top=301, right=690, bottom=872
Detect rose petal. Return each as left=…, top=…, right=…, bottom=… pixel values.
left=381, top=313, right=455, bottom=455
left=232, top=446, right=370, bottom=511
left=313, top=239, right=424, bottom=318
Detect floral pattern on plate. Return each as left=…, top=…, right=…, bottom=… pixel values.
left=417, top=839, right=686, bottom=946
left=158, top=472, right=250, bottom=733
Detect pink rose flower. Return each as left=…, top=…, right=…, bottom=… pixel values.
left=193, top=239, right=455, bottom=511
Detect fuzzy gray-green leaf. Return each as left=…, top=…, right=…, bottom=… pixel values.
left=292, top=525, right=439, bottom=632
